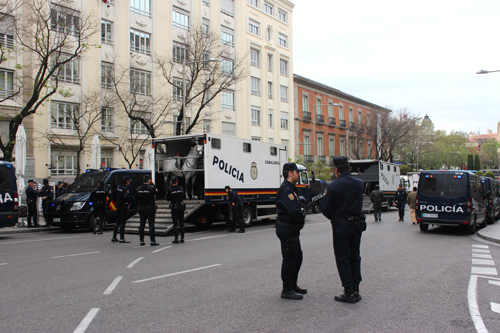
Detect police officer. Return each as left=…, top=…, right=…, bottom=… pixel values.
left=25, top=180, right=41, bottom=228
left=225, top=185, right=245, bottom=233
left=276, top=162, right=306, bottom=300
left=136, top=175, right=159, bottom=246
left=167, top=176, right=185, bottom=244
left=321, top=156, right=365, bottom=303
left=56, top=181, right=67, bottom=198
left=40, top=178, right=54, bottom=227
left=89, top=180, right=110, bottom=234
left=112, top=176, right=131, bottom=243
left=394, top=185, right=408, bottom=221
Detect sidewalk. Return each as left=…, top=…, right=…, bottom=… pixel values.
left=478, top=223, right=500, bottom=244
left=0, top=221, right=56, bottom=235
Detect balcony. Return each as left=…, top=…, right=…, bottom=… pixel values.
left=358, top=123, right=364, bottom=131
left=328, top=117, right=336, bottom=126
left=303, top=111, right=311, bottom=121
left=303, top=155, right=314, bottom=163
left=318, top=156, right=326, bottom=164
left=339, top=119, right=346, bottom=128
left=316, top=114, right=325, bottom=124
left=349, top=121, right=356, bottom=129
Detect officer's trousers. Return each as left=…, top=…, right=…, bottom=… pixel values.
left=231, top=202, right=245, bottom=231
left=373, top=204, right=382, bottom=221
left=332, top=222, right=362, bottom=288
left=42, top=200, right=51, bottom=225
left=397, top=202, right=405, bottom=219
left=171, top=209, right=185, bottom=240
left=276, top=224, right=302, bottom=288
left=93, top=206, right=107, bottom=231
left=139, top=206, right=156, bottom=243
left=113, top=204, right=127, bottom=240
left=27, top=201, right=38, bottom=227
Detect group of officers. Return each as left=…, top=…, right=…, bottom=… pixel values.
left=25, top=179, right=67, bottom=228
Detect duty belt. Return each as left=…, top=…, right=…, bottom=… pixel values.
left=333, top=215, right=362, bottom=224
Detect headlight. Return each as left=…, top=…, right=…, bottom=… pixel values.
left=70, top=202, right=86, bottom=211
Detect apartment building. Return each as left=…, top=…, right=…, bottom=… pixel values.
left=0, top=0, right=294, bottom=183
left=294, top=74, right=391, bottom=166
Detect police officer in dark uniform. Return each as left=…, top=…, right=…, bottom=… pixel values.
left=40, top=179, right=53, bottom=227
left=136, top=175, right=159, bottom=246
left=276, top=163, right=306, bottom=300
left=89, top=180, right=110, bottom=234
left=112, top=176, right=131, bottom=243
left=25, top=180, right=41, bottom=228
left=225, top=185, right=245, bottom=233
left=167, top=176, right=185, bottom=244
left=394, top=185, right=408, bottom=221
left=321, top=156, right=365, bottom=303
left=56, top=181, right=67, bottom=198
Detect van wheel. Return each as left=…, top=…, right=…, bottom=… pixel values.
left=60, top=225, right=73, bottom=232
left=242, top=206, right=253, bottom=227
left=467, top=216, right=477, bottom=234
left=419, top=223, right=428, bottom=232
left=312, top=203, right=320, bottom=214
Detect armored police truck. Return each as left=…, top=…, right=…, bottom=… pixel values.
left=295, top=164, right=327, bottom=214
left=0, top=162, right=18, bottom=228
left=153, top=134, right=287, bottom=229
left=416, top=170, right=486, bottom=233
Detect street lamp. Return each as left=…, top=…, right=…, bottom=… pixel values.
left=476, top=69, right=500, bottom=74
left=182, top=58, right=218, bottom=135
left=310, top=103, right=339, bottom=174
left=416, top=142, right=433, bottom=171
left=447, top=151, right=460, bottom=170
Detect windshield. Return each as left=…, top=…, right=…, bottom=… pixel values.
left=67, top=172, right=109, bottom=193
left=419, top=173, right=467, bottom=198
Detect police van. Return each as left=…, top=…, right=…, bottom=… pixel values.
left=0, top=162, right=18, bottom=228
left=481, top=177, right=499, bottom=224
left=416, top=170, right=486, bottom=233
left=49, top=168, right=151, bottom=231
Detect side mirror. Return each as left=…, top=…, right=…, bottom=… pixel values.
left=105, top=184, right=111, bottom=191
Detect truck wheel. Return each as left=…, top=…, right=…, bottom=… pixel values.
left=467, top=216, right=477, bottom=234
left=242, top=206, right=253, bottom=227
left=312, top=203, right=320, bottom=214
left=301, top=202, right=307, bottom=219
left=419, top=223, right=428, bottom=232
left=60, top=225, right=73, bottom=232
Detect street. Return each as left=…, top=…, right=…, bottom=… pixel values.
left=2, top=208, right=500, bottom=333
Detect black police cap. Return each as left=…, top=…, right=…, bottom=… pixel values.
left=43, top=178, right=49, bottom=184
left=57, top=181, right=63, bottom=185
left=123, top=176, right=131, bottom=183
left=171, top=176, right=178, bottom=183
left=143, top=175, right=151, bottom=182
left=333, top=156, right=349, bottom=167
left=283, top=163, right=298, bottom=172
left=28, top=179, right=34, bottom=183
left=97, top=180, right=104, bottom=186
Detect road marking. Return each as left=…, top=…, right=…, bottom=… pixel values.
left=471, top=267, right=498, bottom=275
left=189, top=235, right=228, bottom=242
left=468, top=275, right=489, bottom=333
left=73, top=308, right=99, bottom=333
left=473, top=249, right=491, bottom=254
left=53, top=251, right=100, bottom=259
left=488, top=280, right=500, bottom=287
left=0, top=235, right=85, bottom=245
left=0, top=263, right=7, bottom=266
left=472, top=259, right=495, bottom=266
left=491, top=302, right=500, bottom=314
left=152, top=246, right=171, bottom=253
left=473, top=254, right=493, bottom=259
left=127, top=257, right=144, bottom=268
left=473, top=245, right=490, bottom=249
left=103, top=276, right=123, bottom=295
left=133, top=264, right=222, bottom=283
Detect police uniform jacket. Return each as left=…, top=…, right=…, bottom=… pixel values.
left=227, top=189, right=242, bottom=205
left=56, top=187, right=67, bottom=198
left=167, top=185, right=184, bottom=204
left=41, top=185, right=54, bottom=202
left=321, top=172, right=364, bottom=220
left=26, top=185, right=41, bottom=203
left=90, top=186, right=110, bottom=208
left=394, top=189, right=407, bottom=203
left=276, top=180, right=304, bottom=230
left=136, top=184, right=158, bottom=207
left=116, top=185, right=130, bottom=205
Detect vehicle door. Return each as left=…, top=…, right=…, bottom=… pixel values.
left=0, top=164, right=16, bottom=227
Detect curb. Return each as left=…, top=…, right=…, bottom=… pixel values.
left=0, top=227, right=58, bottom=235
left=477, top=230, right=500, bottom=245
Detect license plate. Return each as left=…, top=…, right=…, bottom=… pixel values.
left=53, top=218, right=61, bottom=222
left=422, top=213, right=438, bottom=218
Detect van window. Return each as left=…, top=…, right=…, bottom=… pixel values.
left=380, top=163, right=383, bottom=170
left=156, top=143, right=167, bottom=154
left=420, top=174, right=466, bottom=197
left=270, top=146, right=277, bottom=156
left=394, top=166, right=397, bottom=172
left=0, top=167, right=11, bottom=190
left=211, top=138, right=221, bottom=149
left=387, top=165, right=390, bottom=172
left=243, top=143, right=251, bottom=153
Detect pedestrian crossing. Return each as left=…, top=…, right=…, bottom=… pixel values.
left=471, top=244, right=500, bottom=316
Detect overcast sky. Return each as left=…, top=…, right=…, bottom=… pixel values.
left=292, top=0, right=500, bottom=135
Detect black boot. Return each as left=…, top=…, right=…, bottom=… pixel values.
left=292, top=284, right=308, bottom=295
left=281, top=283, right=303, bottom=300
left=180, top=227, right=185, bottom=243
left=353, top=284, right=361, bottom=302
left=334, top=286, right=357, bottom=303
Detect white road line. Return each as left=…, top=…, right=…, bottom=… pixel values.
left=473, top=254, right=493, bottom=259
left=473, top=249, right=491, bottom=254
left=133, top=264, right=222, bottom=283
left=468, top=275, right=489, bottom=333
left=53, top=251, right=100, bottom=259
left=152, top=246, right=171, bottom=253
left=127, top=257, right=144, bottom=268
left=0, top=235, right=85, bottom=245
left=472, top=259, right=496, bottom=266
left=73, top=308, right=99, bottom=333
left=0, top=263, right=7, bottom=266
left=103, top=276, right=123, bottom=295
left=491, top=303, right=500, bottom=314
left=189, top=235, right=228, bottom=242
left=488, top=280, right=500, bottom=287
left=472, top=267, right=498, bottom=275
left=473, top=245, right=490, bottom=249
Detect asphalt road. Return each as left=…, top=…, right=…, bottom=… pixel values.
left=2, top=208, right=500, bottom=332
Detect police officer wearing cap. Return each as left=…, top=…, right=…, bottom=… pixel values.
left=56, top=181, right=67, bottom=198
left=40, top=178, right=53, bottom=227
left=225, top=185, right=245, bottom=233
left=167, top=176, right=185, bottom=244
left=136, top=175, right=159, bottom=246
left=25, top=179, right=41, bottom=228
left=112, top=176, right=131, bottom=243
left=276, top=162, right=306, bottom=300
left=321, top=156, right=365, bottom=303
left=89, top=180, right=110, bottom=234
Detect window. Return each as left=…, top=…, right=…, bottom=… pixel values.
left=101, top=157, right=112, bottom=169
left=349, top=107, right=353, bottom=122
left=221, top=91, right=234, bottom=110
left=359, top=141, right=364, bottom=158
left=250, top=48, right=260, bottom=67
left=130, top=29, right=151, bottom=55
left=317, top=137, right=323, bottom=156
left=101, top=21, right=113, bottom=44
left=0, top=33, right=14, bottom=49
left=316, top=98, right=322, bottom=115
left=212, top=138, right=221, bottom=149
left=172, top=78, right=184, bottom=101
left=130, top=0, right=151, bottom=17
left=51, top=151, right=77, bottom=176
left=248, top=0, right=258, bottom=7
left=340, top=137, right=345, bottom=156
left=248, top=19, right=260, bottom=35
left=268, top=108, right=273, bottom=128
left=130, top=112, right=151, bottom=135
left=303, top=95, right=309, bottom=112
left=303, top=134, right=310, bottom=156
left=221, top=0, right=234, bottom=16
left=339, top=105, right=344, bottom=120
left=51, top=102, right=78, bottom=129
left=54, top=55, right=80, bottom=84
left=202, top=120, right=210, bottom=133
left=0, top=70, right=14, bottom=99
left=130, top=70, right=151, bottom=95
left=202, top=0, right=210, bottom=6
left=222, top=122, right=235, bottom=136
left=101, top=63, right=113, bottom=90
left=367, top=140, right=372, bottom=158
left=172, top=43, right=187, bottom=64
left=280, top=85, right=288, bottom=102
left=50, top=8, right=80, bottom=36
left=243, top=142, right=252, bottom=152
left=268, top=82, right=272, bottom=99
left=367, top=112, right=371, bottom=128
left=358, top=110, right=362, bottom=124
left=264, top=3, right=273, bottom=15
left=202, top=19, right=209, bottom=35
left=251, top=107, right=260, bottom=126
left=278, top=10, right=287, bottom=22
left=101, top=108, right=114, bottom=132
left=270, top=146, right=277, bottom=155
left=250, top=77, right=260, bottom=95
left=221, top=29, right=234, bottom=47
left=266, top=27, right=272, bottom=42
left=267, top=54, right=273, bottom=72
left=329, top=137, right=335, bottom=156
left=278, top=33, right=287, bottom=48
left=280, top=111, right=288, bottom=129
left=279, top=59, right=288, bottom=76
left=173, top=10, right=189, bottom=30
left=328, top=102, right=334, bottom=118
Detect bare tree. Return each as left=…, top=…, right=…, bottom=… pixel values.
left=0, top=0, right=98, bottom=161
left=157, top=22, right=247, bottom=136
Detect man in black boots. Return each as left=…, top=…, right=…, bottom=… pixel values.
left=167, top=176, right=185, bottom=244
left=394, top=185, right=408, bottom=221
left=112, top=177, right=131, bottom=243
left=225, top=185, right=245, bottom=233
left=40, top=179, right=53, bottom=227
left=136, top=175, right=159, bottom=246
left=321, top=156, right=365, bottom=303
left=90, top=180, right=110, bottom=234
left=26, top=180, right=41, bottom=228
left=275, top=163, right=306, bottom=300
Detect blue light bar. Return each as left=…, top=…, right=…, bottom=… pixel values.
left=425, top=175, right=429, bottom=178
left=457, top=176, right=462, bottom=179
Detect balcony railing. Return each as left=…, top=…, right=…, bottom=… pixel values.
left=358, top=123, right=364, bottom=131
left=329, top=117, right=336, bottom=126
left=339, top=119, right=346, bottom=128
left=349, top=121, right=356, bottom=129
left=316, top=114, right=324, bottom=123
left=303, top=111, right=311, bottom=121
left=318, top=156, right=326, bottom=163
left=303, top=155, right=314, bottom=163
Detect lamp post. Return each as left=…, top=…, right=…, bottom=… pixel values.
left=447, top=151, right=460, bottom=170
left=416, top=141, right=433, bottom=171
left=182, top=58, right=218, bottom=135
left=476, top=69, right=500, bottom=74
left=311, top=103, right=339, bottom=174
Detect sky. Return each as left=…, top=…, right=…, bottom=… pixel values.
left=292, top=0, right=500, bottom=135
